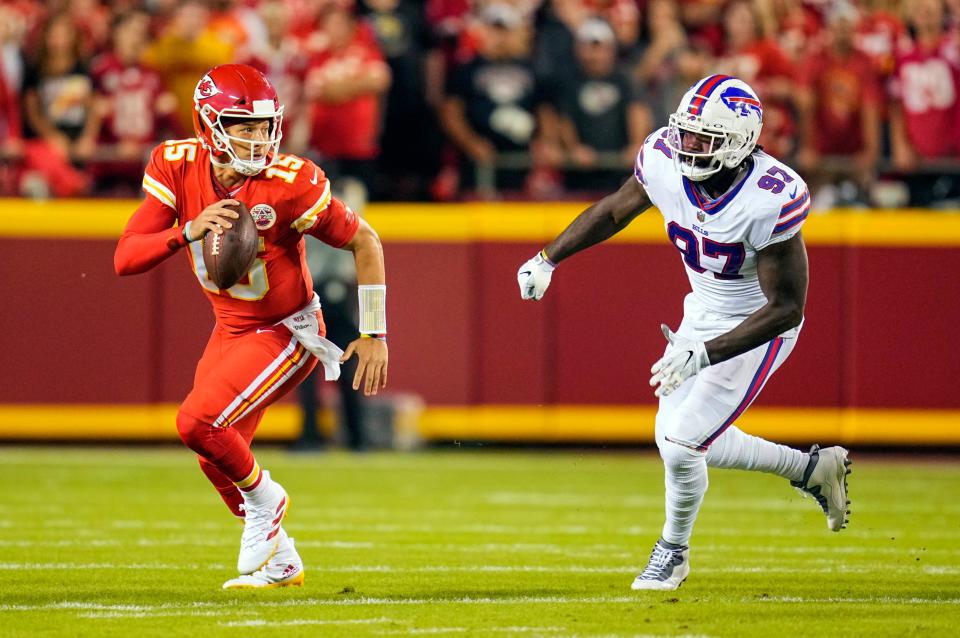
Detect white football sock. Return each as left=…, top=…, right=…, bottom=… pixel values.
left=705, top=426, right=807, bottom=481
left=242, top=469, right=276, bottom=506
left=659, top=439, right=708, bottom=546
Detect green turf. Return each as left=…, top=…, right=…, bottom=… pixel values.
left=2, top=446, right=959, bottom=637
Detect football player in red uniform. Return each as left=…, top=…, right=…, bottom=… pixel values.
left=114, top=64, right=388, bottom=589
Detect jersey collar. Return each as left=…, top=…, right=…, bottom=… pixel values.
left=682, top=159, right=755, bottom=216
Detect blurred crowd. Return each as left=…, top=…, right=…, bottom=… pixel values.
left=0, top=0, right=958, bottom=206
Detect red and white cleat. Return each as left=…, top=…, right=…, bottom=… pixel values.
left=237, top=470, right=289, bottom=574
left=224, top=529, right=304, bottom=589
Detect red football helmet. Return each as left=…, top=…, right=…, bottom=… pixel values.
left=193, top=64, right=284, bottom=176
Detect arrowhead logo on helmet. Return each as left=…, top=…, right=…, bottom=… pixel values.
left=194, top=74, right=221, bottom=101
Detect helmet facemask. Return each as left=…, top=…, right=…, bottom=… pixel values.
left=666, top=112, right=751, bottom=182
left=199, top=105, right=284, bottom=176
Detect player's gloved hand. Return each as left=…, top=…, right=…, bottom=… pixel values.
left=517, top=252, right=556, bottom=301
left=649, top=324, right=710, bottom=397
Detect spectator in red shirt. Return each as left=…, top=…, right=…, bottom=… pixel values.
left=797, top=2, right=881, bottom=205
left=890, top=0, right=960, bottom=166
left=855, top=0, right=909, bottom=79
left=89, top=10, right=177, bottom=193
left=889, top=0, right=960, bottom=205
left=714, top=0, right=798, bottom=158
left=302, top=3, right=391, bottom=195
left=769, top=0, right=824, bottom=61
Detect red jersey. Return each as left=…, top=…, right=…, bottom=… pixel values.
left=800, top=46, right=880, bottom=155
left=91, top=54, right=167, bottom=144
left=119, top=139, right=359, bottom=333
left=304, top=26, right=386, bottom=159
left=856, top=11, right=908, bottom=77
left=890, top=37, right=960, bottom=159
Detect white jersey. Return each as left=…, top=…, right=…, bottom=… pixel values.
left=635, top=127, right=809, bottom=338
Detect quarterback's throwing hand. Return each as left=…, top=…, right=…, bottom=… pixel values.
left=517, top=252, right=556, bottom=300
left=649, top=324, right=710, bottom=397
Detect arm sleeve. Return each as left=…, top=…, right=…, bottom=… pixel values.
left=114, top=195, right=184, bottom=275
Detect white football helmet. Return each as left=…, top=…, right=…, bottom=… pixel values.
left=666, top=75, right=763, bottom=181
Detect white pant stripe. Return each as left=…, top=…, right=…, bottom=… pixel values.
left=228, top=346, right=313, bottom=425
left=213, top=336, right=299, bottom=428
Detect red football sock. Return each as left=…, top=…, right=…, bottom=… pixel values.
left=198, top=457, right=245, bottom=517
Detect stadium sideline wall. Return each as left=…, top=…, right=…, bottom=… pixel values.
left=2, top=200, right=958, bottom=445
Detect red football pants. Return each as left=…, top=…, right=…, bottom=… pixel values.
left=177, top=324, right=318, bottom=517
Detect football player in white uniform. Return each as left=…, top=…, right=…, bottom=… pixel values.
left=517, top=75, right=851, bottom=591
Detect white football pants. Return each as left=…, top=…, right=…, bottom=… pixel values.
left=653, top=334, right=808, bottom=546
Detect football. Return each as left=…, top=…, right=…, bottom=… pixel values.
left=202, top=201, right=258, bottom=290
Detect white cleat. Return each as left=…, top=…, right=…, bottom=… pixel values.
left=631, top=539, right=690, bottom=591
left=224, top=529, right=304, bottom=589
left=791, top=444, right=852, bottom=531
left=237, top=470, right=289, bottom=574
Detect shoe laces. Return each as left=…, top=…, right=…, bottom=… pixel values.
left=639, top=543, right=678, bottom=580
left=240, top=496, right=278, bottom=549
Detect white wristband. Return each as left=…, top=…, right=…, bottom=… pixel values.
left=358, top=284, right=387, bottom=335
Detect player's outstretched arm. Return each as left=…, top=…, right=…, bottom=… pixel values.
left=517, top=177, right=652, bottom=300
left=339, top=218, right=389, bottom=396
left=546, top=176, right=652, bottom=263
left=705, top=232, right=808, bottom=363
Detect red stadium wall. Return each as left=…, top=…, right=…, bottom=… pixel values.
left=1, top=200, right=958, bottom=444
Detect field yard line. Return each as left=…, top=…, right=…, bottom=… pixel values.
left=755, top=596, right=960, bottom=605
left=80, top=609, right=260, bottom=619
left=0, top=562, right=229, bottom=570
left=0, top=596, right=641, bottom=613
left=378, top=629, right=467, bottom=635
left=9, top=537, right=954, bottom=559
left=2, top=562, right=959, bottom=575
left=220, top=617, right=395, bottom=627
left=484, top=492, right=818, bottom=512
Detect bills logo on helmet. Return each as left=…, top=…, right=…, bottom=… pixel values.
left=720, top=86, right=763, bottom=121
left=195, top=74, right=220, bottom=101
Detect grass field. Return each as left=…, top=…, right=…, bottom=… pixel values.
left=3, top=446, right=960, bottom=637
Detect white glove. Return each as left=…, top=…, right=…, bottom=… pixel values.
left=517, top=252, right=556, bottom=301
left=649, top=324, right=711, bottom=397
